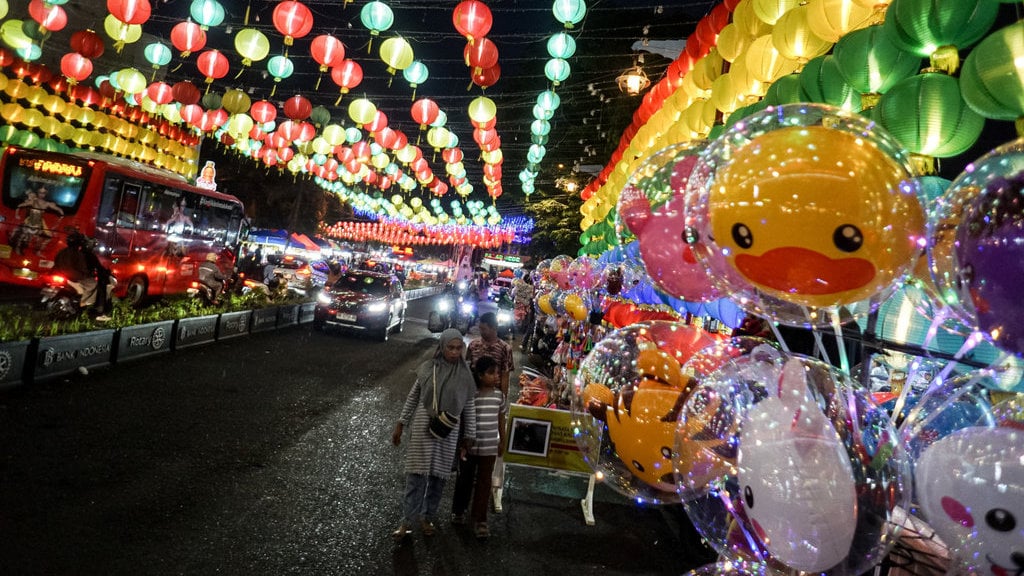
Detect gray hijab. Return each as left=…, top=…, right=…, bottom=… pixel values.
left=417, top=328, right=475, bottom=416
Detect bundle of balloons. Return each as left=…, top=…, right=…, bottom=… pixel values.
left=566, top=103, right=1024, bottom=576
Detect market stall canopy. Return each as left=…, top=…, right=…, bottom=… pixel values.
left=249, top=228, right=289, bottom=247
left=289, top=233, right=319, bottom=252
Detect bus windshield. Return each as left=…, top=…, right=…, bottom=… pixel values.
left=1, top=151, right=91, bottom=216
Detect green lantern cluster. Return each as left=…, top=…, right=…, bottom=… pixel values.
left=875, top=72, right=985, bottom=158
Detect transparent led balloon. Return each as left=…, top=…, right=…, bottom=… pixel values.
left=616, top=141, right=719, bottom=302
left=681, top=353, right=910, bottom=576
left=897, top=370, right=996, bottom=465
left=674, top=337, right=780, bottom=501
left=571, top=321, right=717, bottom=504
left=685, top=103, right=925, bottom=329
left=914, top=422, right=1024, bottom=576
left=930, top=138, right=1024, bottom=357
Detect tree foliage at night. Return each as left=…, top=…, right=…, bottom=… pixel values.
left=524, top=193, right=583, bottom=259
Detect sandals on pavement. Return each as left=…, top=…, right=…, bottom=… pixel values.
left=474, top=522, right=490, bottom=539
left=391, top=523, right=412, bottom=541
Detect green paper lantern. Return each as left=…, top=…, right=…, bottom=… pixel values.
left=553, top=0, right=586, bottom=29
left=267, top=55, right=294, bottom=81
left=531, top=133, right=549, bottom=145
left=202, top=92, right=222, bottom=109
left=547, top=31, right=576, bottom=59
left=833, top=25, right=921, bottom=97
left=310, top=105, right=331, bottom=127
left=191, top=0, right=225, bottom=30
left=882, top=0, right=998, bottom=60
left=144, top=42, right=173, bottom=68
left=798, top=55, right=862, bottom=112
left=537, top=90, right=561, bottom=111
left=763, top=73, right=803, bottom=105
left=361, top=1, right=394, bottom=36
left=544, top=58, right=571, bottom=85
left=875, top=72, right=985, bottom=158
left=533, top=104, right=554, bottom=121
left=959, top=21, right=1024, bottom=123
left=530, top=119, right=551, bottom=136
left=403, top=60, right=428, bottom=89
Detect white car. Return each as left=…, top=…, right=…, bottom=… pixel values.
left=488, top=277, right=514, bottom=301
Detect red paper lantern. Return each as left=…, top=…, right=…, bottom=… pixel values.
left=146, top=81, right=173, bottom=104
left=297, top=122, right=316, bottom=142
left=171, top=21, right=206, bottom=57
left=277, top=120, right=300, bottom=141
left=375, top=127, right=400, bottom=149
left=206, top=108, right=228, bottom=128
left=250, top=100, right=277, bottom=124
left=171, top=80, right=201, bottom=105
left=272, top=1, right=314, bottom=46
left=391, top=130, right=408, bottom=150
left=180, top=104, right=204, bottom=125
left=29, top=0, right=68, bottom=32
left=365, top=110, right=388, bottom=133
left=283, top=95, right=312, bottom=120
left=107, top=0, right=152, bottom=26
left=453, top=1, right=493, bottom=42
left=463, top=38, right=498, bottom=73
left=70, top=30, right=105, bottom=59
left=442, top=148, right=463, bottom=163
left=310, top=34, right=345, bottom=72
left=60, top=53, right=92, bottom=84
left=352, top=140, right=371, bottom=161
left=410, top=98, right=439, bottom=129
left=471, top=64, right=500, bottom=88
left=278, top=147, right=294, bottom=162
left=330, top=60, right=363, bottom=99
left=196, top=50, right=229, bottom=84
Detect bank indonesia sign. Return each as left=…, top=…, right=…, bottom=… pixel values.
left=35, top=331, right=115, bottom=380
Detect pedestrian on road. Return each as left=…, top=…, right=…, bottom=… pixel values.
left=465, top=312, right=515, bottom=510
left=391, top=328, right=477, bottom=541
left=451, top=356, right=506, bottom=539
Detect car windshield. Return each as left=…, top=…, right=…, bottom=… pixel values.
left=335, top=274, right=387, bottom=296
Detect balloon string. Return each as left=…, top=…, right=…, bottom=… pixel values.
left=830, top=311, right=850, bottom=375
left=768, top=321, right=790, bottom=353
left=812, top=329, right=832, bottom=368
left=900, top=371, right=987, bottom=441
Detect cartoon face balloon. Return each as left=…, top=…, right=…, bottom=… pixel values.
left=916, top=426, right=1024, bottom=576
left=682, top=353, right=910, bottom=576
left=618, top=142, right=720, bottom=302
left=687, top=104, right=925, bottom=328
left=738, top=358, right=857, bottom=573
left=950, top=141, right=1024, bottom=356
left=572, top=321, right=717, bottom=503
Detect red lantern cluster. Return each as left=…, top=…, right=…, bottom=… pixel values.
left=325, top=220, right=514, bottom=249
left=60, top=30, right=105, bottom=85
left=452, top=1, right=499, bottom=89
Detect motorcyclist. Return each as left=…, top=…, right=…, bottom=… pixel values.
left=198, top=252, right=226, bottom=305
left=325, top=260, right=344, bottom=289
left=53, top=231, right=112, bottom=321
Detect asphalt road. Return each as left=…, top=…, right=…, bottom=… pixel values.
left=0, top=296, right=716, bottom=575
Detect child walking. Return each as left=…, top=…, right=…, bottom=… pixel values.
left=451, top=356, right=506, bottom=539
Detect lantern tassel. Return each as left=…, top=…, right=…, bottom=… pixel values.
left=271, top=84, right=278, bottom=97
left=244, top=1, right=251, bottom=26
left=467, top=81, right=473, bottom=92
left=1017, top=117, right=1024, bottom=138
left=410, top=87, right=416, bottom=101
left=234, top=67, right=245, bottom=80
left=315, top=74, right=322, bottom=91
left=171, top=62, right=183, bottom=72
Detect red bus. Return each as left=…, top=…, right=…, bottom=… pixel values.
left=0, top=147, right=246, bottom=304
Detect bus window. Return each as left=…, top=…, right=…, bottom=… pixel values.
left=97, top=175, right=121, bottom=227
left=116, top=182, right=142, bottom=229
left=192, top=195, right=241, bottom=243
left=138, top=185, right=185, bottom=232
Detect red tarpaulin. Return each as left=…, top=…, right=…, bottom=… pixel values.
left=289, top=233, right=319, bottom=252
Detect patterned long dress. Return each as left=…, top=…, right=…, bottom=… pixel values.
left=399, top=376, right=477, bottom=479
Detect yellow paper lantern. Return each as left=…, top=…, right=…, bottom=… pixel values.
left=746, top=34, right=801, bottom=83
left=227, top=113, right=254, bottom=138
left=234, top=28, right=270, bottom=66
left=752, top=0, right=802, bottom=26
left=729, top=50, right=767, bottom=102
left=682, top=71, right=711, bottom=99
left=379, top=36, right=414, bottom=74
left=805, top=0, right=876, bottom=43
left=0, top=73, right=8, bottom=93
left=4, top=78, right=27, bottom=99
left=312, top=137, right=333, bottom=155
left=0, top=102, right=23, bottom=123
left=717, top=23, right=752, bottom=63
left=427, top=126, right=450, bottom=149
left=21, top=108, right=44, bottom=128
left=57, top=102, right=77, bottom=120
left=772, top=5, right=834, bottom=63
left=691, top=51, right=724, bottom=91
left=222, top=89, right=252, bottom=115
left=76, top=106, right=95, bottom=125
left=734, top=0, right=775, bottom=37
left=25, top=86, right=47, bottom=106
left=162, top=105, right=182, bottom=123
left=57, top=122, right=76, bottom=141
left=467, top=96, right=496, bottom=125
left=711, top=73, right=741, bottom=114
left=371, top=153, right=390, bottom=170
left=0, top=20, right=32, bottom=50
left=322, top=124, right=344, bottom=146
left=140, top=96, right=161, bottom=114
left=116, top=67, right=147, bottom=95
left=42, top=95, right=65, bottom=116
left=104, top=15, right=142, bottom=47
left=348, top=97, right=377, bottom=126
left=480, top=148, right=502, bottom=164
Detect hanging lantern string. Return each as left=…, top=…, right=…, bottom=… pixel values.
left=244, top=1, right=251, bottom=26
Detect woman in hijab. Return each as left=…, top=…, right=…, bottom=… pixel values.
left=391, top=328, right=477, bottom=540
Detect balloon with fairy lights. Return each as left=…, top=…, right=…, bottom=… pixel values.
left=685, top=104, right=925, bottom=329
left=931, top=139, right=1024, bottom=357
left=572, top=321, right=717, bottom=504
left=681, top=353, right=909, bottom=575
left=618, top=141, right=719, bottom=302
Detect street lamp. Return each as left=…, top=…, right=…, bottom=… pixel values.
left=617, top=55, right=650, bottom=96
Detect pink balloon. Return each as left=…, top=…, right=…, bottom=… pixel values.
left=619, top=154, right=719, bottom=302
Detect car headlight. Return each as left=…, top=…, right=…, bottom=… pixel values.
left=367, top=301, right=388, bottom=313
left=437, top=300, right=450, bottom=312
left=317, top=292, right=333, bottom=305
left=457, top=281, right=467, bottom=291
left=460, top=303, right=475, bottom=314
left=497, top=311, right=512, bottom=324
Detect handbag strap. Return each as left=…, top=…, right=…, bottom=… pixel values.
left=431, top=365, right=438, bottom=412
